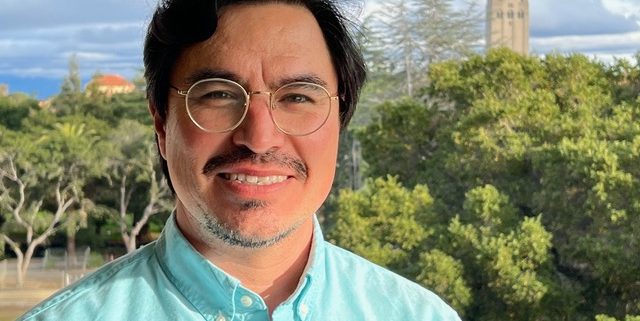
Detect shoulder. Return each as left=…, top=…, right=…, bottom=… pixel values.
left=17, top=243, right=160, bottom=321
left=318, top=242, right=461, bottom=320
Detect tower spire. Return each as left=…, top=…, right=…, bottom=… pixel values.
left=486, top=0, right=529, bottom=55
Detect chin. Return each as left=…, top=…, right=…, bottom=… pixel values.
left=196, top=202, right=308, bottom=247
left=207, top=214, right=305, bottom=249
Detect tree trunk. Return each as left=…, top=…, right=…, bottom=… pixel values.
left=404, top=46, right=413, bottom=96
left=126, top=236, right=136, bottom=253
left=16, top=254, right=25, bottom=288
left=67, top=233, right=77, bottom=267
left=5, top=238, right=25, bottom=287
left=121, top=231, right=136, bottom=253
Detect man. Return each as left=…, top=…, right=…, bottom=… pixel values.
left=19, top=1, right=461, bottom=320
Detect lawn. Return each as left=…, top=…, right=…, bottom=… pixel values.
left=1, top=259, right=94, bottom=321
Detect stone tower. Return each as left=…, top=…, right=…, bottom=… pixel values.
left=486, top=0, right=529, bottom=55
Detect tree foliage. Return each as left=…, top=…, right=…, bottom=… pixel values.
left=328, top=176, right=434, bottom=272
left=328, top=177, right=553, bottom=320
left=106, top=120, right=172, bottom=253
left=350, top=49, right=640, bottom=320
left=0, top=114, right=111, bottom=285
left=0, top=94, right=40, bottom=130
left=362, top=0, right=481, bottom=98
left=350, top=0, right=481, bottom=129
left=0, top=67, right=169, bottom=285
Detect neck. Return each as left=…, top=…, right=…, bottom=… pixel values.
left=175, top=207, right=314, bottom=313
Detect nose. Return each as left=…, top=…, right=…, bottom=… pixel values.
left=231, top=92, right=285, bottom=154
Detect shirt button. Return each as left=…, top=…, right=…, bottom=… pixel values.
left=215, top=313, right=227, bottom=321
left=240, top=295, right=253, bottom=307
left=299, top=303, right=309, bottom=317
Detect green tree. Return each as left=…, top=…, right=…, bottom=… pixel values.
left=83, top=91, right=149, bottom=126
left=327, top=176, right=472, bottom=310
left=61, top=54, right=82, bottom=94
left=356, top=49, right=640, bottom=319
left=350, top=14, right=395, bottom=126
left=106, top=120, right=171, bottom=252
left=53, top=54, right=85, bottom=115
left=328, top=177, right=553, bottom=319
left=365, top=0, right=481, bottom=97
left=357, top=97, right=443, bottom=187
left=0, top=93, right=39, bottom=130
left=447, top=185, right=552, bottom=320
left=132, top=68, right=147, bottom=92
left=48, top=118, right=110, bottom=263
left=414, top=0, right=481, bottom=64
left=604, top=53, right=640, bottom=104
left=328, top=176, right=434, bottom=272
left=51, top=54, right=85, bottom=115
left=416, top=249, right=472, bottom=313
left=0, top=115, right=110, bottom=285
left=375, top=0, right=421, bottom=96
left=596, top=315, right=640, bottom=321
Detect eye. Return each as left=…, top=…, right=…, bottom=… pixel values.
left=280, top=93, right=314, bottom=104
left=201, top=90, right=235, bottom=100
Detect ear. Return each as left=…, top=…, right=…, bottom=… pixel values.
left=148, top=102, right=167, bottom=160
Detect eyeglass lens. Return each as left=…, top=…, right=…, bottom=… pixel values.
left=185, top=79, right=332, bottom=135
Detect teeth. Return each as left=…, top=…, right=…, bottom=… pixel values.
left=225, top=173, right=288, bottom=185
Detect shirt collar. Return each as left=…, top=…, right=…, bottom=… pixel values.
left=154, top=212, right=325, bottom=319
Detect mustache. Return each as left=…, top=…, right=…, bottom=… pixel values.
left=202, top=147, right=308, bottom=179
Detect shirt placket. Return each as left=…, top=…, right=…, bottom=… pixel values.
left=214, top=283, right=270, bottom=321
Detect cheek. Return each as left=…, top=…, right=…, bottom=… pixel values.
left=164, top=110, right=209, bottom=189
left=303, top=116, right=340, bottom=191
left=316, top=131, right=339, bottom=174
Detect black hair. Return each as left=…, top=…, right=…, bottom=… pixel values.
left=143, top=0, right=367, bottom=192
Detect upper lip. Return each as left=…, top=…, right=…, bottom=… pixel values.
left=214, top=165, right=296, bottom=178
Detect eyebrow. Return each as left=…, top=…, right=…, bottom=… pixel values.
left=276, top=75, right=329, bottom=89
left=183, top=68, right=330, bottom=90
left=184, top=68, right=243, bottom=87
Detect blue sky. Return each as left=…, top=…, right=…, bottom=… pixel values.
left=0, top=0, right=639, bottom=100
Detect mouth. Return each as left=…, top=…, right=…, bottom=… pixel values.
left=220, top=173, right=289, bottom=186
left=202, top=148, right=308, bottom=180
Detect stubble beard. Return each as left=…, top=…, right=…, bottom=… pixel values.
left=193, top=147, right=311, bottom=248
left=193, top=200, right=305, bottom=249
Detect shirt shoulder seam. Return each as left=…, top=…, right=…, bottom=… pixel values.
left=19, top=243, right=157, bottom=320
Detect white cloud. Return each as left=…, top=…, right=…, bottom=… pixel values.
left=531, top=30, right=640, bottom=52
left=587, top=52, right=637, bottom=64
left=530, top=30, right=640, bottom=65
left=0, top=0, right=153, bottom=32
left=71, top=52, right=117, bottom=62
left=0, top=39, right=50, bottom=58
left=601, top=0, right=640, bottom=20
left=0, top=67, right=67, bottom=79
left=0, top=17, right=144, bottom=81
left=363, top=1, right=381, bottom=17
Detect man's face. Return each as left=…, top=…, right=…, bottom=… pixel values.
left=155, top=3, right=340, bottom=247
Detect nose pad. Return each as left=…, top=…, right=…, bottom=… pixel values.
left=231, top=92, right=284, bottom=153
left=246, top=92, right=276, bottom=127
left=249, top=91, right=273, bottom=110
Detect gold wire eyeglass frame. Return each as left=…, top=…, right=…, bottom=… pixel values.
left=170, top=78, right=339, bottom=136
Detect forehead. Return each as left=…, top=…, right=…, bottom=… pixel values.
left=172, top=3, right=337, bottom=89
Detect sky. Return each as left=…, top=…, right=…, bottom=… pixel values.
left=0, top=0, right=639, bottom=100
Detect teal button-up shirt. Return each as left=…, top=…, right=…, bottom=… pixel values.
left=18, top=214, right=461, bottom=320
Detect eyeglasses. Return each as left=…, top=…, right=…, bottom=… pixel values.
left=170, top=78, right=339, bottom=136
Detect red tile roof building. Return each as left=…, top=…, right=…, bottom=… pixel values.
left=87, top=74, right=136, bottom=96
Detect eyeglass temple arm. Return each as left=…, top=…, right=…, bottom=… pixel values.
left=170, top=85, right=188, bottom=96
